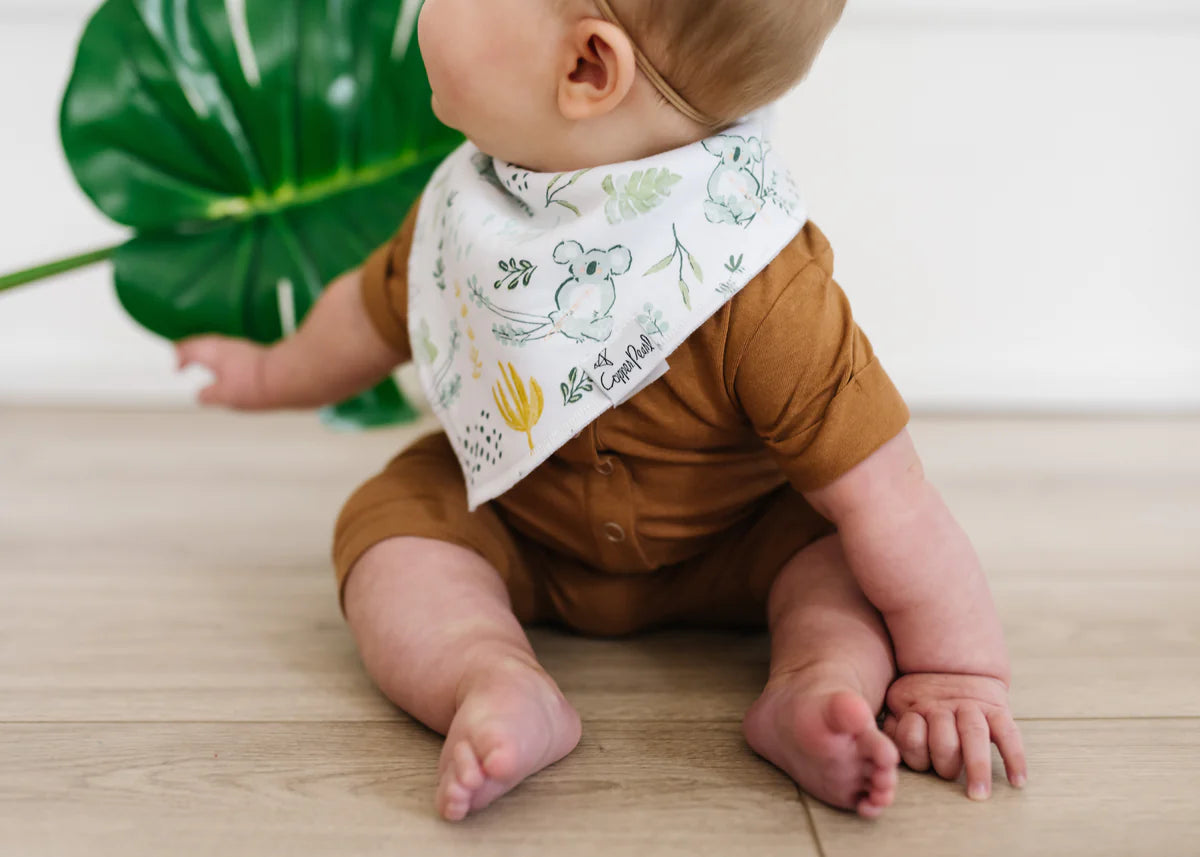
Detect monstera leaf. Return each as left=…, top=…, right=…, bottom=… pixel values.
left=1, top=0, right=462, bottom=427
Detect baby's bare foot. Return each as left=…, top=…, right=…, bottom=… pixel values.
left=436, top=655, right=581, bottom=821
left=743, top=669, right=900, bottom=818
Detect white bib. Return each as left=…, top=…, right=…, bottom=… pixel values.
left=407, top=111, right=807, bottom=510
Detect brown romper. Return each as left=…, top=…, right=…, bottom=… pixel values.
left=333, top=203, right=910, bottom=636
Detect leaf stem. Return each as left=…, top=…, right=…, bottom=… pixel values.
left=207, top=142, right=461, bottom=221
left=0, top=243, right=122, bottom=293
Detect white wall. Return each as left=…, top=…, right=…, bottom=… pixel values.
left=1, top=0, right=1197, bottom=411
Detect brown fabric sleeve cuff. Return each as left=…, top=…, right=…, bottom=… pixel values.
left=774, top=357, right=911, bottom=492
left=359, top=238, right=411, bottom=358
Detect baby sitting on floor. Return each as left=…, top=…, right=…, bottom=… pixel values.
left=177, top=0, right=1027, bottom=821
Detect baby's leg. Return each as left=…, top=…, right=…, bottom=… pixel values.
left=343, top=536, right=581, bottom=821
left=742, top=534, right=900, bottom=818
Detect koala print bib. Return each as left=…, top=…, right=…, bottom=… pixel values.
left=407, top=110, right=807, bottom=510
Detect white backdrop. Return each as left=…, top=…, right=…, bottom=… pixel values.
left=1, top=0, right=1198, bottom=411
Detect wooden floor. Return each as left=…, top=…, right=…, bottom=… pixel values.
left=1, top=408, right=1197, bottom=857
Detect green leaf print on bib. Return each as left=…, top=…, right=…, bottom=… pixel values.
left=406, top=109, right=807, bottom=510
left=602, top=169, right=684, bottom=224
left=643, top=224, right=702, bottom=310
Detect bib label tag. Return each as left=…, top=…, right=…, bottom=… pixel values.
left=589, top=320, right=669, bottom=406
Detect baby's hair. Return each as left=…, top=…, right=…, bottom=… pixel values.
left=598, top=0, right=847, bottom=126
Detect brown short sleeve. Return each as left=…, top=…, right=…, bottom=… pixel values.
left=732, top=257, right=910, bottom=492
left=359, top=199, right=422, bottom=362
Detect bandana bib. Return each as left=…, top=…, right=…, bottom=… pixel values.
left=407, top=111, right=807, bottom=510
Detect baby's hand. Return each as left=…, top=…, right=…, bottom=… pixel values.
left=881, top=672, right=1027, bottom=800
left=176, top=335, right=272, bottom=410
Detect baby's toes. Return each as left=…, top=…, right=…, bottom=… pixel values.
left=870, top=762, right=898, bottom=793
left=437, top=741, right=483, bottom=821
left=856, top=760, right=897, bottom=814
left=437, top=776, right=473, bottom=822
left=857, top=723, right=900, bottom=772
left=453, top=740, right=486, bottom=791
left=480, top=740, right=521, bottom=783
left=856, top=787, right=892, bottom=819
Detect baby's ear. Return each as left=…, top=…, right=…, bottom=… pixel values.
left=749, top=139, right=763, bottom=161
left=558, top=20, right=637, bottom=122
left=606, top=246, right=633, bottom=275
left=702, top=138, right=726, bottom=157
left=554, top=240, right=585, bottom=265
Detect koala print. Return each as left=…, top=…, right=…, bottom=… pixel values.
left=547, top=241, right=632, bottom=343
left=468, top=240, right=633, bottom=346
left=702, top=135, right=767, bottom=226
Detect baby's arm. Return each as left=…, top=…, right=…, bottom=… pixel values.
left=176, top=267, right=406, bottom=410
left=803, top=428, right=1028, bottom=796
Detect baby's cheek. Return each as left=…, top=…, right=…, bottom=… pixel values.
left=418, top=3, right=471, bottom=102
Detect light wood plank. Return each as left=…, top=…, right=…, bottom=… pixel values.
left=2, top=410, right=1198, bottom=722
left=807, top=719, right=1200, bottom=857
left=2, top=408, right=1199, bottom=853
left=0, top=721, right=817, bottom=857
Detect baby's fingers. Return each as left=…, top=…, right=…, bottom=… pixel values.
left=197, top=380, right=230, bottom=406
left=957, top=707, right=992, bottom=800
left=927, top=710, right=962, bottom=781
left=176, top=335, right=224, bottom=370
left=988, top=710, right=1028, bottom=788
left=892, top=711, right=931, bottom=772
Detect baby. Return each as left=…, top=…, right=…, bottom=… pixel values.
left=177, top=0, right=1026, bottom=822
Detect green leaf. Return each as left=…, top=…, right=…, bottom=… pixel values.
left=643, top=253, right=675, bottom=277
left=0, top=245, right=120, bottom=293
left=59, top=0, right=464, bottom=428
left=321, top=380, right=420, bottom=431
left=688, top=253, right=704, bottom=283
left=679, top=279, right=692, bottom=310
left=550, top=199, right=581, bottom=217
left=602, top=167, right=683, bottom=223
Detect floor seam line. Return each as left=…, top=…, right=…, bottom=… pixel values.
left=798, top=792, right=828, bottom=857
left=2, top=715, right=1197, bottom=726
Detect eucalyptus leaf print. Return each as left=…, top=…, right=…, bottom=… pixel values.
left=494, top=258, right=537, bottom=290
left=636, top=303, right=670, bottom=338
left=560, top=367, right=594, bottom=406
left=429, top=321, right=463, bottom=409
left=433, top=247, right=447, bottom=291
left=602, top=168, right=683, bottom=224
left=643, top=224, right=701, bottom=310
left=546, top=169, right=591, bottom=216
left=415, top=318, right=438, bottom=364
left=764, top=167, right=803, bottom=217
